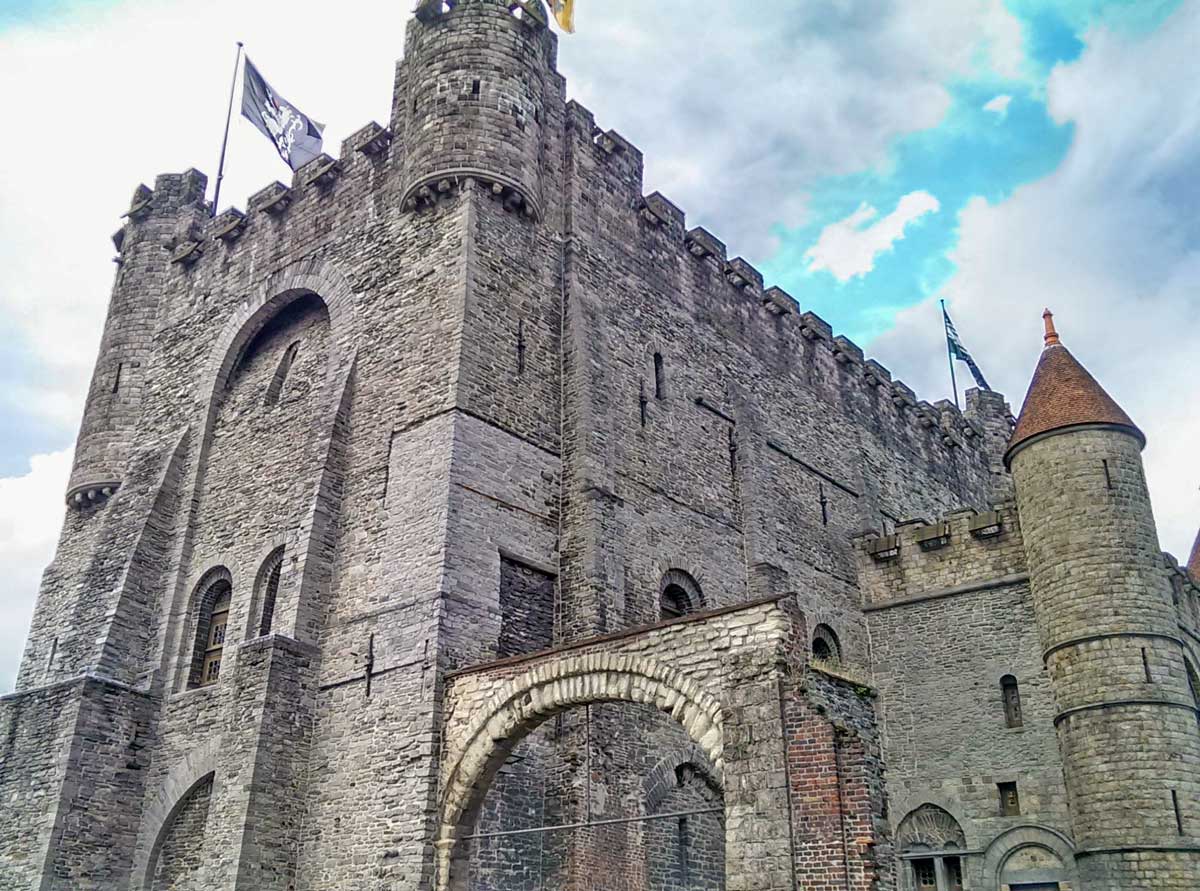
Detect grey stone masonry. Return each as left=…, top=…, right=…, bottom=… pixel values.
left=2, top=1, right=1193, bottom=889
left=1012, top=426, right=1200, bottom=889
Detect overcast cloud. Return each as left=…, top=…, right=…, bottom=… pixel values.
left=1, top=0, right=1196, bottom=691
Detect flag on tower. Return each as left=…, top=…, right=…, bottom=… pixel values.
left=943, top=306, right=992, bottom=391
left=551, top=0, right=576, bottom=32
left=240, top=57, right=325, bottom=170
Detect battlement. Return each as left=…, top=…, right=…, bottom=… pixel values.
left=856, top=503, right=1028, bottom=607
left=106, top=4, right=1003, bottom=472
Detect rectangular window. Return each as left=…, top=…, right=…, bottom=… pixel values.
left=911, top=859, right=937, bottom=890
left=945, top=856, right=964, bottom=891
left=999, top=782, right=1021, bottom=816
left=202, top=653, right=222, bottom=684
left=498, top=556, right=555, bottom=658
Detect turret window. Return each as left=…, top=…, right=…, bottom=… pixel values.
left=1001, top=675, right=1023, bottom=728
left=653, top=352, right=666, bottom=399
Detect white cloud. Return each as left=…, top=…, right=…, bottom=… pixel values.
left=804, top=191, right=941, bottom=281
left=869, top=3, right=1200, bottom=559
left=983, top=94, right=1012, bottom=116
left=0, top=449, right=72, bottom=692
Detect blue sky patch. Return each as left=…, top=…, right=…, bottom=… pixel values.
left=762, top=78, right=1073, bottom=344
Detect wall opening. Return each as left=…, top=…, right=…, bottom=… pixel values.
left=1001, top=675, right=1023, bottom=728
left=653, top=353, right=666, bottom=400
left=147, top=773, right=215, bottom=891
left=498, top=555, right=555, bottom=658
left=463, top=702, right=725, bottom=891
left=658, top=569, right=702, bottom=621
left=811, top=624, right=842, bottom=666
left=999, top=782, right=1021, bottom=816
left=252, top=549, right=284, bottom=639
left=265, top=340, right=301, bottom=406
left=897, top=804, right=966, bottom=891
left=188, top=572, right=232, bottom=689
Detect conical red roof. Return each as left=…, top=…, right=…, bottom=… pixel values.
left=1188, top=530, right=1200, bottom=582
left=1005, top=310, right=1143, bottom=467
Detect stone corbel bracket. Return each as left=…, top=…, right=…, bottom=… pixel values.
left=66, top=480, right=121, bottom=510
left=211, top=208, right=247, bottom=244
left=250, top=181, right=293, bottom=218
left=301, top=154, right=342, bottom=190
left=349, top=121, right=392, bottom=157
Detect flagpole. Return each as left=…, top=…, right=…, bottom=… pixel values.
left=211, top=41, right=245, bottom=218
left=941, top=299, right=960, bottom=409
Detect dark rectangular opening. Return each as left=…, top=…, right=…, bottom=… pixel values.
left=499, top=555, right=555, bottom=658
left=999, top=781, right=1021, bottom=816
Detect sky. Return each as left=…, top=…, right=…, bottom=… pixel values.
left=1, top=0, right=1197, bottom=691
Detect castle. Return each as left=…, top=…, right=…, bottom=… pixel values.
left=3, top=2, right=1200, bottom=890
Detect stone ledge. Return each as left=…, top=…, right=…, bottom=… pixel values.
left=863, top=573, right=1030, bottom=612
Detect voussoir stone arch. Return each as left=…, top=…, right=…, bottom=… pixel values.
left=436, top=652, right=725, bottom=891
left=204, top=257, right=357, bottom=400
left=977, top=823, right=1077, bottom=890
left=132, top=735, right=224, bottom=888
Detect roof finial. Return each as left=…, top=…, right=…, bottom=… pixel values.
left=1043, top=308, right=1061, bottom=347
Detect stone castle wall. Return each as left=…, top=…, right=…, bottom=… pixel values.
left=4, top=2, right=1196, bottom=890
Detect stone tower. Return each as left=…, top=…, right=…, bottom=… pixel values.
left=1006, top=311, right=1200, bottom=889
left=8, top=3, right=1199, bottom=890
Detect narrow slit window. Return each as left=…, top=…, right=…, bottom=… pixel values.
left=1103, top=458, right=1114, bottom=489
left=516, top=319, right=526, bottom=375
left=639, top=380, right=648, bottom=427
left=260, top=561, right=281, bottom=637
left=471, top=78, right=481, bottom=97
left=112, top=362, right=123, bottom=394
left=1174, top=789, right=1185, bottom=835
left=266, top=341, right=301, bottom=407
left=1143, top=648, right=1154, bottom=683
left=1001, top=675, right=1024, bottom=728
left=653, top=352, right=666, bottom=399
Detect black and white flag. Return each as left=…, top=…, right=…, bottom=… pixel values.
left=241, top=57, right=324, bottom=170
left=943, top=306, right=992, bottom=391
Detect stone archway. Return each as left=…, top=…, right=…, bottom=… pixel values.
left=979, top=825, right=1077, bottom=890
left=436, top=652, right=725, bottom=890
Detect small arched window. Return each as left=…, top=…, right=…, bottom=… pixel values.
left=659, top=569, right=702, bottom=621
left=265, top=341, right=301, bottom=406
left=661, top=585, right=693, bottom=620
left=1001, top=674, right=1023, bottom=728
left=190, top=578, right=232, bottom=688
left=653, top=352, right=666, bottom=399
left=811, top=624, right=842, bottom=666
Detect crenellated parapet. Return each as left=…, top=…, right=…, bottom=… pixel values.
left=856, top=504, right=1027, bottom=607
left=558, top=98, right=999, bottom=461
left=398, top=0, right=558, bottom=219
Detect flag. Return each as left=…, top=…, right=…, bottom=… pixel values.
left=551, top=0, right=575, bottom=32
left=241, top=57, right=324, bottom=170
left=943, top=306, right=992, bottom=391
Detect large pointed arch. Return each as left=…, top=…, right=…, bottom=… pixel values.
left=153, top=257, right=360, bottom=679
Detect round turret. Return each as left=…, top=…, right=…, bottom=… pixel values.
left=1009, top=311, right=1200, bottom=889
left=399, top=0, right=555, bottom=218
left=67, top=171, right=207, bottom=509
